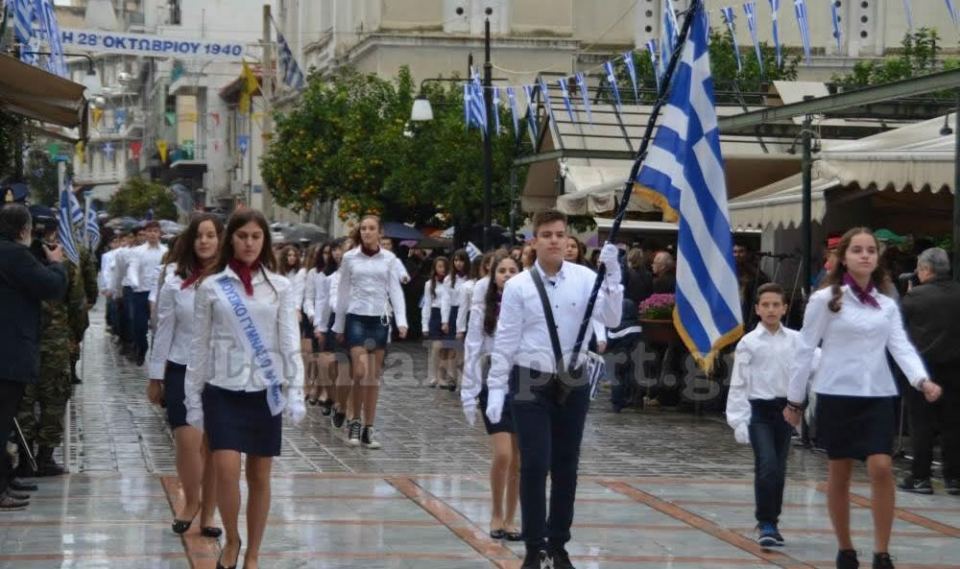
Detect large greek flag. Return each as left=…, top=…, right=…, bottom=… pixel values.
left=634, top=7, right=743, bottom=369
left=58, top=180, right=81, bottom=265
left=276, top=32, right=305, bottom=90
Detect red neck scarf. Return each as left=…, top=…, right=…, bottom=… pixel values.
left=360, top=245, right=380, bottom=257
left=843, top=273, right=880, bottom=309
left=228, top=258, right=261, bottom=296
left=180, top=262, right=205, bottom=290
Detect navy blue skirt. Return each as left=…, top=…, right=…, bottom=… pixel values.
left=816, top=394, right=896, bottom=461
left=428, top=307, right=445, bottom=340
left=202, top=384, right=282, bottom=457
left=344, top=313, right=389, bottom=350
left=479, top=385, right=514, bottom=435
left=321, top=313, right=340, bottom=353
left=163, top=362, right=188, bottom=429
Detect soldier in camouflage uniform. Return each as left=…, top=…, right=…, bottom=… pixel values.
left=16, top=228, right=81, bottom=477
left=68, top=248, right=97, bottom=385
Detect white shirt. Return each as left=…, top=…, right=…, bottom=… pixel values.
left=464, top=276, right=491, bottom=333
left=442, top=274, right=470, bottom=322
left=114, top=247, right=133, bottom=292
left=421, top=279, right=449, bottom=333
left=461, top=285, right=496, bottom=404
left=185, top=267, right=304, bottom=405
left=456, top=278, right=477, bottom=333
left=333, top=248, right=408, bottom=333
left=302, top=268, right=318, bottom=321
left=126, top=242, right=168, bottom=293
left=726, top=324, right=803, bottom=430
left=787, top=285, right=928, bottom=403
left=310, top=271, right=331, bottom=330
left=487, top=260, right=623, bottom=393
left=98, top=249, right=117, bottom=295
left=148, top=267, right=198, bottom=379
left=149, top=264, right=174, bottom=305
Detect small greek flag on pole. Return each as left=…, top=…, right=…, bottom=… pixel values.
left=86, top=205, right=101, bottom=251
left=506, top=86, right=521, bottom=135
left=492, top=86, right=502, bottom=133
left=277, top=32, right=305, bottom=90
left=557, top=79, right=576, bottom=123
left=946, top=0, right=959, bottom=26
left=720, top=6, right=742, bottom=72
left=769, top=0, right=782, bottom=68
left=523, top=84, right=539, bottom=145
left=830, top=1, right=843, bottom=52
left=635, top=7, right=744, bottom=370
left=623, top=52, right=640, bottom=102
left=743, top=2, right=764, bottom=71
left=646, top=39, right=662, bottom=91
left=794, top=0, right=812, bottom=64
left=575, top=72, right=593, bottom=124
left=603, top=61, right=622, bottom=111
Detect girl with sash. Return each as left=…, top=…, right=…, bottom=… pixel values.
left=461, top=251, right=523, bottom=542
left=422, top=256, right=450, bottom=389
left=333, top=216, right=407, bottom=449
left=185, top=209, right=306, bottom=569
left=147, top=213, right=223, bottom=539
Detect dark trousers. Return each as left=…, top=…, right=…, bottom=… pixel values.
left=106, top=295, right=116, bottom=333
left=907, top=364, right=960, bottom=480
left=131, top=291, right=150, bottom=359
left=121, top=286, right=135, bottom=344
left=749, top=398, right=792, bottom=525
left=0, top=380, right=27, bottom=494
left=510, top=366, right=591, bottom=552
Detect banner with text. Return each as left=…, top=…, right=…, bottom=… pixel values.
left=59, top=28, right=249, bottom=60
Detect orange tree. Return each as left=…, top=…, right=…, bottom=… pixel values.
left=261, top=67, right=517, bottom=228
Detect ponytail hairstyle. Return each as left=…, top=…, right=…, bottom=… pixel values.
left=429, top=256, right=449, bottom=299
left=822, top=227, right=892, bottom=313
left=483, top=251, right=519, bottom=336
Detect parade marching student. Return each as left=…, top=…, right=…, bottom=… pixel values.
left=333, top=215, right=408, bottom=449
left=305, top=242, right=334, bottom=409
left=458, top=252, right=496, bottom=341
left=319, top=238, right=353, bottom=429
left=422, top=256, right=450, bottom=388
left=442, top=249, right=471, bottom=391
left=485, top=210, right=622, bottom=569
left=455, top=254, right=484, bottom=340
left=125, top=221, right=167, bottom=366
left=726, top=282, right=804, bottom=548
left=147, top=214, right=223, bottom=539
left=185, top=209, right=306, bottom=569
left=462, top=251, right=523, bottom=542
left=784, top=227, right=942, bottom=569
left=99, top=236, right=120, bottom=335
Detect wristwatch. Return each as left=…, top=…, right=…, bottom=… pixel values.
left=786, top=401, right=804, bottom=413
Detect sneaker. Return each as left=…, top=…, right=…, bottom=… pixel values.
left=0, top=493, right=28, bottom=511
left=5, top=491, right=29, bottom=501
left=520, top=549, right=553, bottom=569
left=898, top=476, right=933, bottom=495
left=347, top=421, right=362, bottom=447
left=945, top=478, right=960, bottom=496
left=837, top=549, right=859, bottom=569
left=771, top=526, right=785, bottom=546
left=331, top=409, right=346, bottom=429
left=756, top=522, right=779, bottom=548
left=8, top=479, right=38, bottom=492
left=872, top=552, right=895, bottom=569
left=361, top=426, right=382, bottom=450
left=550, top=546, right=575, bottom=569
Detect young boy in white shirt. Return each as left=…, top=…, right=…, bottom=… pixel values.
left=726, top=282, right=801, bottom=548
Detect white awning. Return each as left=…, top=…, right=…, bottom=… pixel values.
left=728, top=170, right=841, bottom=230
left=556, top=165, right=659, bottom=215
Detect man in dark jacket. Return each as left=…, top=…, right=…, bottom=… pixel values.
left=900, top=247, right=960, bottom=496
left=0, top=204, right=67, bottom=510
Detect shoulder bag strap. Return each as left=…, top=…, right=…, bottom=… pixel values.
left=529, top=268, right=565, bottom=375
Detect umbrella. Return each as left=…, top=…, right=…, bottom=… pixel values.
left=281, top=223, right=327, bottom=244
left=382, top=221, right=425, bottom=241
left=105, top=217, right=139, bottom=231
left=158, top=219, right=185, bottom=235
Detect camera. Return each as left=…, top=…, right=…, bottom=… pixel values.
left=898, top=272, right=920, bottom=288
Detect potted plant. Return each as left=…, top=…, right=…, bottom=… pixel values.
left=638, top=293, right=679, bottom=344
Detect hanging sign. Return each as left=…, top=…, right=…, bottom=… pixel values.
left=59, top=28, right=247, bottom=60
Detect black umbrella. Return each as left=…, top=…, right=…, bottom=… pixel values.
left=281, top=223, right=327, bottom=244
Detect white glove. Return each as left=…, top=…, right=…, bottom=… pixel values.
left=599, top=243, right=622, bottom=284
left=734, top=423, right=750, bottom=445
left=462, top=400, right=478, bottom=427
left=485, top=389, right=506, bottom=424
left=186, top=407, right=204, bottom=432
left=286, top=399, right=307, bottom=425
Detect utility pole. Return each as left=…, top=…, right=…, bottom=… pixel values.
left=801, top=115, right=813, bottom=295
left=482, top=7, right=494, bottom=250
left=261, top=4, right=274, bottom=219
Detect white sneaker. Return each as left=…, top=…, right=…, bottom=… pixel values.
left=362, top=426, right=382, bottom=450
left=347, top=421, right=362, bottom=447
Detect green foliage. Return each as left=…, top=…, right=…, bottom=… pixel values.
left=0, top=110, right=23, bottom=180
left=107, top=177, right=177, bottom=219
left=834, top=28, right=944, bottom=90
left=261, top=67, right=518, bottom=227
left=25, top=149, right=66, bottom=206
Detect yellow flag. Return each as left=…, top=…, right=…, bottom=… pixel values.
left=239, top=61, right=258, bottom=114
left=75, top=141, right=85, bottom=163
left=91, top=108, right=103, bottom=126
left=157, top=139, right=168, bottom=163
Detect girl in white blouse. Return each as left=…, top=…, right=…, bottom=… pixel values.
left=304, top=242, right=333, bottom=409
left=316, top=238, right=353, bottom=429
left=461, top=251, right=523, bottom=541
left=185, top=209, right=306, bottom=569
left=422, top=256, right=450, bottom=388
left=147, top=214, right=223, bottom=539
left=443, top=249, right=471, bottom=390
left=785, top=227, right=942, bottom=569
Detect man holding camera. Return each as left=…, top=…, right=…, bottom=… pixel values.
left=900, top=247, right=960, bottom=495
left=0, top=204, right=68, bottom=510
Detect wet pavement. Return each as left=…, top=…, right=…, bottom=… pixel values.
left=2, top=303, right=958, bottom=568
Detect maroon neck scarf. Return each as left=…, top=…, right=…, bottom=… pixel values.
left=360, top=245, right=380, bottom=257
left=228, top=258, right=261, bottom=296
left=180, top=263, right=205, bottom=290
left=843, top=273, right=880, bottom=309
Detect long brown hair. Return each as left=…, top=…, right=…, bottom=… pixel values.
left=450, top=249, right=469, bottom=289
left=429, top=256, right=448, bottom=298
left=822, top=227, right=892, bottom=313
left=278, top=244, right=301, bottom=274
left=172, top=213, right=224, bottom=281
left=215, top=208, right=277, bottom=273
left=484, top=252, right=519, bottom=336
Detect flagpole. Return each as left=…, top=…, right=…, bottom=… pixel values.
left=566, top=0, right=702, bottom=375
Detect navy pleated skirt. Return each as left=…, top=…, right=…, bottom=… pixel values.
left=202, top=384, right=282, bottom=457
left=479, top=385, right=514, bottom=435
left=816, top=394, right=896, bottom=461
left=163, top=362, right=188, bottom=429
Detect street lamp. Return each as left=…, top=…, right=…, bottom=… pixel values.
left=410, top=96, right=434, bottom=122
left=17, top=50, right=102, bottom=95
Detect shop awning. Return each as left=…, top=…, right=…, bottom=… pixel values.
left=0, top=55, right=87, bottom=130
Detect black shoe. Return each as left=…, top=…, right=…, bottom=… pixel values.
left=35, top=447, right=65, bottom=477
left=9, top=479, right=38, bottom=492
left=550, top=546, right=576, bottom=569
left=332, top=409, right=346, bottom=429
left=320, top=399, right=334, bottom=416
left=872, top=552, right=895, bottom=569
left=946, top=478, right=960, bottom=496
left=898, top=476, right=933, bottom=495
left=489, top=528, right=506, bottom=539
left=505, top=529, right=523, bottom=541
left=520, top=549, right=551, bottom=569
left=5, top=491, right=29, bottom=501
left=347, top=421, right=362, bottom=447
left=837, top=549, right=859, bottom=569
left=200, top=526, right=222, bottom=538
left=361, top=426, right=382, bottom=449
left=216, top=539, right=241, bottom=569
left=0, top=494, right=28, bottom=511
left=171, top=518, right=193, bottom=534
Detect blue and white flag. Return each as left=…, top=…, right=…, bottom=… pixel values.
left=538, top=77, right=556, bottom=126
left=238, top=134, right=250, bottom=155
left=769, top=0, right=782, bottom=68
left=661, top=0, right=678, bottom=78
left=506, top=86, right=521, bottom=135
left=492, top=86, right=502, bottom=133
left=114, top=109, right=127, bottom=130
left=85, top=205, right=100, bottom=251
left=575, top=72, right=593, bottom=124
left=794, top=0, right=811, bottom=64
left=58, top=180, right=81, bottom=264
left=67, top=185, right=83, bottom=227
left=103, top=142, right=115, bottom=161
left=463, top=83, right=472, bottom=130
left=276, top=32, right=306, bottom=90
left=743, top=2, right=763, bottom=70
left=902, top=0, right=914, bottom=31
left=635, top=7, right=743, bottom=369
left=523, top=84, right=539, bottom=146
left=37, top=0, right=66, bottom=76
left=471, top=73, right=488, bottom=136
left=646, top=39, right=662, bottom=91
left=720, top=6, right=742, bottom=72
left=947, top=0, right=959, bottom=26
left=623, top=52, right=639, bottom=102
left=557, top=79, right=576, bottom=123
left=14, top=0, right=38, bottom=65
left=602, top=61, right=622, bottom=110
left=830, top=1, right=843, bottom=52
left=465, top=241, right=482, bottom=262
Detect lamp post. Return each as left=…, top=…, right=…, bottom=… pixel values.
left=481, top=7, right=494, bottom=251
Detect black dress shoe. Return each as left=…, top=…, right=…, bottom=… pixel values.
left=9, top=479, right=38, bottom=492
left=216, top=539, right=241, bottom=569
left=320, top=399, right=334, bottom=416
left=171, top=518, right=193, bottom=534
left=200, top=526, right=222, bottom=538
left=505, top=530, right=523, bottom=541
left=5, top=491, right=30, bottom=501
left=489, top=528, right=506, bottom=539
